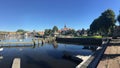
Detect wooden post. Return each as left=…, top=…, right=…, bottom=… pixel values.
left=32, top=39, right=36, bottom=46
left=42, top=40, right=44, bottom=45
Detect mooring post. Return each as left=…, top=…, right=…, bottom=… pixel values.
left=42, top=39, right=44, bottom=45
left=32, top=39, right=36, bottom=46
left=38, top=38, right=40, bottom=45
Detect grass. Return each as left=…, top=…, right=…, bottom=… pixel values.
left=75, top=36, right=102, bottom=39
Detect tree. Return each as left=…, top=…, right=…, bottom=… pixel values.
left=63, top=29, right=75, bottom=35
left=68, top=29, right=75, bottom=35
left=100, top=9, right=116, bottom=35
left=117, top=14, right=120, bottom=26
left=90, top=18, right=101, bottom=34
left=52, top=26, right=58, bottom=32
left=90, top=9, right=116, bottom=36
left=44, top=29, right=52, bottom=36
left=16, top=29, right=25, bottom=33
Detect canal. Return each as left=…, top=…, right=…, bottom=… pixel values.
left=0, top=36, right=97, bottom=68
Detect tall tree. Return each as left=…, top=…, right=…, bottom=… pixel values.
left=90, top=9, right=116, bottom=36
left=100, top=9, right=116, bottom=35
left=90, top=18, right=101, bottom=34
left=52, top=26, right=58, bottom=32
left=117, top=14, right=120, bottom=26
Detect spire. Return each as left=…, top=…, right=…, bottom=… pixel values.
left=64, top=24, right=66, bottom=28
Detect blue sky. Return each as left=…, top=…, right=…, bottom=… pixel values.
left=0, top=0, right=120, bottom=31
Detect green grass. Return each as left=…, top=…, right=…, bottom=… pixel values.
left=75, top=36, right=102, bottom=39
left=92, top=36, right=102, bottom=38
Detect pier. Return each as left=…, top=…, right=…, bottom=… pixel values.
left=0, top=42, right=34, bottom=45
left=97, top=38, right=120, bottom=68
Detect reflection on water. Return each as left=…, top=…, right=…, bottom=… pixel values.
left=0, top=48, right=3, bottom=51
left=0, top=47, right=3, bottom=62
left=0, top=36, right=97, bottom=68
left=52, top=41, right=58, bottom=48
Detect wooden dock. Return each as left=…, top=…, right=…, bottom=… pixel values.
left=97, top=39, right=120, bottom=68
left=0, top=42, right=36, bottom=48
left=0, top=42, right=34, bottom=45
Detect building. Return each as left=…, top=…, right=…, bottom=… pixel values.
left=76, top=29, right=88, bottom=36
left=61, top=25, right=73, bottom=35
left=38, top=31, right=44, bottom=36
left=113, top=26, right=120, bottom=37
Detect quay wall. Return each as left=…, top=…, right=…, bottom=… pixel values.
left=77, top=39, right=110, bottom=68
left=56, top=37, right=102, bottom=45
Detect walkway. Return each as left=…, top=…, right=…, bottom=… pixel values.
left=0, top=42, right=33, bottom=45
left=97, top=39, right=120, bottom=68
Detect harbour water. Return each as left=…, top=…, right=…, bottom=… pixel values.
left=0, top=36, right=97, bottom=68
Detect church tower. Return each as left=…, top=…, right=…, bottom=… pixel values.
left=64, top=24, right=67, bottom=28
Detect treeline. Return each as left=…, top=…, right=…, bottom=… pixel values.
left=44, top=26, right=58, bottom=36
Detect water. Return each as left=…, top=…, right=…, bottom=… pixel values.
left=0, top=36, right=97, bottom=68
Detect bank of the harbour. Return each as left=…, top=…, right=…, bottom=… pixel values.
left=56, top=37, right=102, bottom=45
left=76, top=38, right=120, bottom=68
left=75, top=38, right=110, bottom=68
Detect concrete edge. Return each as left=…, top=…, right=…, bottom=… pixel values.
left=76, top=40, right=109, bottom=68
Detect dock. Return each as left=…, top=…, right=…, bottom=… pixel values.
left=0, top=42, right=34, bottom=45
left=97, top=39, right=120, bottom=68
left=12, top=58, right=21, bottom=68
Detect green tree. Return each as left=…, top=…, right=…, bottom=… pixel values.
left=90, top=18, right=101, bottom=34
left=90, top=9, right=116, bottom=36
left=117, top=14, right=120, bottom=26
left=44, top=29, right=52, bottom=36
left=64, top=29, right=75, bottom=35
left=16, top=29, right=25, bottom=33
left=100, top=9, right=116, bottom=35
left=52, top=26, right=58, bottom=32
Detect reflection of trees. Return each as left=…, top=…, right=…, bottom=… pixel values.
left=52, top=41, right=58, bottom=48
left=83, top=46, right=97, bottom=51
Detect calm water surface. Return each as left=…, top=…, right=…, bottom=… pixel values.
left=0, top=37, right=96, bottom=68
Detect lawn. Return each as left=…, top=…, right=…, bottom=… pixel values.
left=75, top=36, right=102, bottom=39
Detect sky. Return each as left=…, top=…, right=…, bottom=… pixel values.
left=0, top=0, right=120, bottom=31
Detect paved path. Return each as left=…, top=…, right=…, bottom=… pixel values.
left=97, top=39, right=120, bottom=68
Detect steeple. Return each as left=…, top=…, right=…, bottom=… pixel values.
left=64, top=24, right=66, bottom=28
